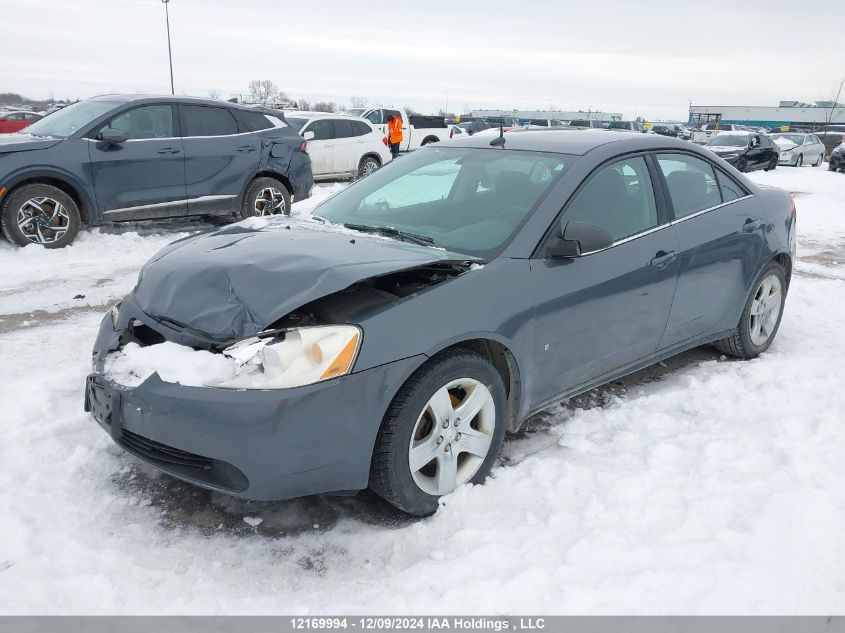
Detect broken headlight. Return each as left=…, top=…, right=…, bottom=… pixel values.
left=218, top=325, right=362, bottom=389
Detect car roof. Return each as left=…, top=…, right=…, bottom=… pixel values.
left=87, top=94, right=285, bottom=115
left=284, top=110, right=365, bottom=120
left=446, top=129, right=691, bottom=156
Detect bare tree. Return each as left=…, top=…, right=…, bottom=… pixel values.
left=297, top=99, right=312, bottom=111
left=312, top=101, right=337, bottom=113
left=824, top=77, right=845, bottom=127
left=247, top=79, right=287, bottom=104
left=404, top=105, right=420, bottom=116
left=350, top=95, right=368, bottom=108
left=207, top=87, right=220, bottom=100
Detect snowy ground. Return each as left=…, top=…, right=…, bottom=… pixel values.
left=1, top=168, right=844, bottom=615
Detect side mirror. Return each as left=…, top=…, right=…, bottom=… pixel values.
left=547, top=221, right=614, bottom=258
left=303, top=131, right=315, bottom=141
left=99, top=127, right=129, bottom=144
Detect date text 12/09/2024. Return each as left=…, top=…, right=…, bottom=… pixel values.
left=290, top=617, right=546, bottom=631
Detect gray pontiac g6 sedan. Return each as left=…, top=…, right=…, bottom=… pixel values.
left=86, top=130, right=796, bottom=515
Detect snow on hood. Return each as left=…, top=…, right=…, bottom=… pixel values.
left=773, top=137, right=798, bottom=150
left=0, top=133, right=62, bottom=153
left=131, top=220, right=479, bottom=343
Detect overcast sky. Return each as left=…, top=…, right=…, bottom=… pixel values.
left=2, top=0, right=843, bottom=120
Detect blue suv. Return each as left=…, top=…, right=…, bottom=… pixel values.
left=0, top=95, right=313, bottom=248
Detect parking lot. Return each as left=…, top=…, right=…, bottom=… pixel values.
left=1, top=163, right=843, bottom=614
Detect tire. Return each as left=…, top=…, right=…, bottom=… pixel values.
left=735, top=157, right=747, bottom=172
left=713, top=261, right=787, bottom=359
left=829, top=161, right=836, bottom=172
left=1, top=183, right=81, bottom=248
left=369, top=349, right=507, bottom=516
left=764, top=156, right=777, bottom=171
left=357, top=155, right=380, bottom=179
left=814, top=154, right=824, bottom=167
left=240, top=177, right=290, bottom=220
left=421, top=136, right=440, bottom=146
left=795, top=154, right=803, bottom=168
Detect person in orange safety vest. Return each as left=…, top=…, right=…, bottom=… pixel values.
left=387, top=114, right=403, bottom=158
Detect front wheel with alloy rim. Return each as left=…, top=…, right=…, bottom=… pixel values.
left=795, top=154, right=803, bottom=167
left=357, top=156, right=380, bottom=179
left=369, top=349, right=507, bottom=515
left=240, top=177, right=291, bottom=220
left=1, top=183, right=81, bottom=248
left=713, top=262, right=787, bottom=359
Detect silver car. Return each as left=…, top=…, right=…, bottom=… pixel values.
left=772, top=133, right=826, bottom=167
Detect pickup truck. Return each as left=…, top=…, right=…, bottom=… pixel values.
left=345, top=107, right=449, bottom=152
left=692, top=122, right=748, bottom=144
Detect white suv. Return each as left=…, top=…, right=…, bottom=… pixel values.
left=284, top=112, right=391, bottom=180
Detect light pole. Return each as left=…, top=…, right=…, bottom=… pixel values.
left=162, top=0, right=174, bottom=95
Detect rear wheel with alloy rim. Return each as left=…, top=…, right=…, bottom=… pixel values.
left=1, top=183, right=80, bottom=248
left=370, top=349, right=507, bottom=515
left=357, top=156, right=380, bottom=179
left=735, top=157, right=747, bottom=172
left=240, top=177, right=291, bottom=219
left=815, top=154, right=824, bottom=167
left=765, top=156, right=777, bottom=171
left=714, top=262, right=786, bottom=359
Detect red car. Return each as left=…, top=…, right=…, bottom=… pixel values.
left=0, top=111, right=43, bottom=134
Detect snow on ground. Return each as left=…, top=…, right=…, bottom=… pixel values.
left=0, top=170, right=844, bottom=614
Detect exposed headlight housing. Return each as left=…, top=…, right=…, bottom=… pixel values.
left=218, top=325, right=362, bottom=389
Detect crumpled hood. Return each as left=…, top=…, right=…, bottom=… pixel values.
left=132, top=221, right=478, bottom=343
left=0, top=133, right=62, bottom=153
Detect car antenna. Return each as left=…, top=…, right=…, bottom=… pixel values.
left=490, top=124, right=505, bottom=147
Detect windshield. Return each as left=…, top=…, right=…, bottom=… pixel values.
left=608, top=121, right=631, bottom=129
left=771, top=134, right=804, bottom=145
left=24, top=100, right=121, bottom=138
left=315, top=146, right=573, bottom=259
left=285, top=117, right=307, bottom=132
left=707, top=135, right=748, bottom=147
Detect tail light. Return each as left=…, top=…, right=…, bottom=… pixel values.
left=299, top=141, right=308, bottom=154
left=382, top=136, right=388, bottom=146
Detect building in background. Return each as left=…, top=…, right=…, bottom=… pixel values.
left=467, top=109, right=623, bottom=123
left=689, top=101, right=845, bottom=130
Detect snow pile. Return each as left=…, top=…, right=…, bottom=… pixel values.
left=104, top=342, right=235, bottom=388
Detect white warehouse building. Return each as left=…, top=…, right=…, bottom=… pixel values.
left=689, top=101, right=845, bottom=129
left=468, top=109, right=623, bottom=123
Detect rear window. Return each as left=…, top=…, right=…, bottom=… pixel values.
left=234, top=109, right=274, bottom=132
left=180, top=106, right=238, bottom=137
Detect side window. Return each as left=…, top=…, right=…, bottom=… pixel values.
left=234, top=109, right=274, bottom=132
left=657, top=153, right=722, bottom=218
left=352, top=121, right=371, bottom=136
left=715, top=168, right=744, bottom=202
left=386, top=110, right=403, bottom=124
left=179, top=105, right=238, bottom=137
left=333, top=119, right=353, bottom=138
left=306, top=119, right=334, bottom=141
left=561, top=156, right=658, bottom=242
left=107, top=105, right=173, bottom=140
left=365, top=110, right=382, bottom=125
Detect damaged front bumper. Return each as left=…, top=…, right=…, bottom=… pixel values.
left=86, top=311, right=423, bottom=501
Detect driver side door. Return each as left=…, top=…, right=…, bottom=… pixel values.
left=529, top=154, right=679, bottom=405
left=88, top=103, right=187, bottom=220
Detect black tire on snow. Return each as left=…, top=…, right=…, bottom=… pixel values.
left=240, top=177, right=291, bottom=220
left=357, top=156, right=380, bottom=179
left=1, top=183, right=81, bottom=248
left=713, top=261, right=787, bottom=359
left=369, top=349, right=507, bottom=516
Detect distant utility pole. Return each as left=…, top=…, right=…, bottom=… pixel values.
left=162, top=0, right=174, bottom=95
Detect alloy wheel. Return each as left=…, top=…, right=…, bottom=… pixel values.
left=16, top=197, right=70, bottom=245
left=361, top=159, right=378, bottom=177
left=749, top=274, right=783, bottom=347
left=253, top=187, right=287, bottom=216
left=408, top=378, right=496, bottom=496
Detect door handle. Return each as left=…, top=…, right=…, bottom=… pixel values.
left=237, top=145, right=257, bottom=152
left=157, top=147, right=180, bottom=154
left=650, top=250, right=677, bottom=269
left=743, top=218, right=762, bottom=232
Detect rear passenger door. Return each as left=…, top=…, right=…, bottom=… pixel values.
left=331, top=119, right=358, bottom=175
left=178, top=104, right=261, bottom=214
left=655, top=152, right=765, bottom=349
left=301, top=119, right=336, bottom=177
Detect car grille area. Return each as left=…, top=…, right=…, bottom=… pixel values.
left=118, top=429, right=249, bottom=492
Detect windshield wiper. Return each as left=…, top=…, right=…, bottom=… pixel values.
left=343, top=223, right=435, bottom=246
